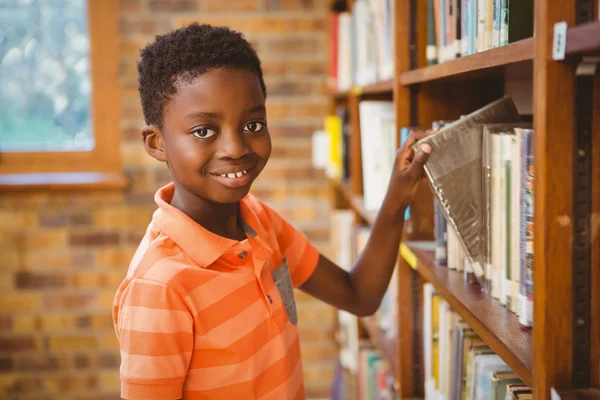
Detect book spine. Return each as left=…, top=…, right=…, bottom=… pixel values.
left=454, top=0, right=462, bottom=57
left=492, top=0, right=501, bottom=47
left=428, top=0, right=438, bottom=64
left=499, top=133, right=508, bottom=306
left=483, top=130, right=493, bottom=293
left=491, top=134, right=501, bottom=300
left=499, top=0, right=508, bottom=46
left=434, top=201, right=448, bottom=266
left=446, top=0, right=454, bottom=60
left=485, top=0, right=493, bottom=49
left=469, top=0, right=478, bottom=54
left=519, top=129, right=534, bottom=327
left=510, top=134, right=522, bottom=314
left=461, top=0, right=469, bottom=56
left=477, top=0, right=486, bottom=52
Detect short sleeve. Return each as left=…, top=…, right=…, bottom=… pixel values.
left=114, top=278, right=194, bottom=399
left=264, top=206, right=320, bottom=288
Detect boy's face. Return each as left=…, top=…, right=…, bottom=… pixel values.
left=144, top=68, right=271, bottom=204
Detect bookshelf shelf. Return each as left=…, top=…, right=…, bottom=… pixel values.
left=565, top=21, right=600, bottom=56
left=329, top=79, right=394, bottom=99
left=360, top=317, right=398, bottom=380
left=403, top=244, right=533, bottom=388
left=400, top=38, right=533, bottom=85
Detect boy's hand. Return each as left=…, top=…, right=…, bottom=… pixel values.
left=382, top=129, right=432, bottom=220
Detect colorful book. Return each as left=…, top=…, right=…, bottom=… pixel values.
left=518, top=128, right=534, bottom=327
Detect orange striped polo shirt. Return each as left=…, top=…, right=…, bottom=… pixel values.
left=112, top=183, right=320, bottom=399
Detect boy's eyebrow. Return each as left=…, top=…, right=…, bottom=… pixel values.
left=185, top=111, right=221, bottom=120
left=246, top=104, right=266, bottom=114
left=184, top=105, right=265, bottom=120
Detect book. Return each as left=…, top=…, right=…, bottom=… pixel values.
left=412, top=97, right=521, bottom=284
left=428, top=0, right=438, bottom=65
left=434, top=200, right=448, bottom=266
left=359, top=101, right=396, bottom=212
left=517, top=128, right=534, bottom=327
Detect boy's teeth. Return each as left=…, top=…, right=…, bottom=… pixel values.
left=242, top=170, right=247, bottom=174
left=220, top=174, right=227, bottom=178
left=227, top=173, right=236, bottom=178
left=235, top=172, right=243, bottom=178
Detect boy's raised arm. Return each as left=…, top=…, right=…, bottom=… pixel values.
left=300, top=131, right=431, bottom=316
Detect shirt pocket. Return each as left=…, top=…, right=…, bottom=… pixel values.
left=272, top=258, right=297, bottom=325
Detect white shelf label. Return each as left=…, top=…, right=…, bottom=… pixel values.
left=553, top=21, right=568, bottom=60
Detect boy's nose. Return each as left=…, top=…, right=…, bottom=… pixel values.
left=217, top=131, right=250, bottom=160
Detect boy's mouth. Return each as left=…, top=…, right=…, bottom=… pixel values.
left=208, top=165, right=255, bottom=189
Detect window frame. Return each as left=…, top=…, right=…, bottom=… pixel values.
left=0, top=0, right=126, bottom=190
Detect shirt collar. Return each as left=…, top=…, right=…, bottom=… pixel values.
left=152, top=182, right=266, bottom=268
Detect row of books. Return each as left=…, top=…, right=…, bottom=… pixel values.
left=314, top=101, right=397, bottom=214
left=328, top=0, right=395, bottom=92
left=425, top=98, right=534, bottom=327
left=427, top=0, right=534, bottom=64
left=424, top=283, right=532, bottom=400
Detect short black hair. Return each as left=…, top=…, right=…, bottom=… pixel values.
left=137, top=23, right=267, bottom=128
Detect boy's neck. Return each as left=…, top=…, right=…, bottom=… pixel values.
left=170, top=184, right=246, bottom=241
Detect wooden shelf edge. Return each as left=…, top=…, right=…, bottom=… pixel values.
left=0, top=172, right=129, bottom=192
left=565, top=21, right=600, bottom=56
left=329, top=78, right=394, bottom=99
left=403, top=243, right=533, bottom=388
left=400, top=38, right=533, bottom=85
left=359, top=317, right=398, bottom=379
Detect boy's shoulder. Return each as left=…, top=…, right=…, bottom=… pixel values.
left=124, top=222, right=203, bottom=289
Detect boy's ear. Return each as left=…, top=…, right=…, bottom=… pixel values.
left=141, top=125, right=167, bottom=162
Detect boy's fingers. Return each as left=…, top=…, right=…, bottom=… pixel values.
left=405, top=144, right=431, bottom=179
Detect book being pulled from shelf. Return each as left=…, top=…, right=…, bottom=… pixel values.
left=423, top=283, right=532, bottom=400
left=413, top=97, right=521, bottom=284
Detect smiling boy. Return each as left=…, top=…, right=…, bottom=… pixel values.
left=112, top=23, right=431, bottom=400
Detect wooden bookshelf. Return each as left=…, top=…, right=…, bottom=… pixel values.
left=404, top=244, right=533, bottom=387
left=326, top=1, right=600, bottom=399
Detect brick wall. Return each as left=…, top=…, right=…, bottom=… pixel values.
left=0, top=1, right=336, bottom=399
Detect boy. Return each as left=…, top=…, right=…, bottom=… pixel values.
left=113, top=23, right=431, bottom=400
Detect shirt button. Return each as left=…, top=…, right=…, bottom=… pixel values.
left=238, top=251, right=247, bottom=259
left=267, top=295, right=273, bottom=304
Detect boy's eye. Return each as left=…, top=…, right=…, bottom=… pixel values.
left=191, top=128, right=217, bottom=139
left=244, top=122, right=264, bottom=133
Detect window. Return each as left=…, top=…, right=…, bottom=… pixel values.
left=0, top=0, right=125, bottom=189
